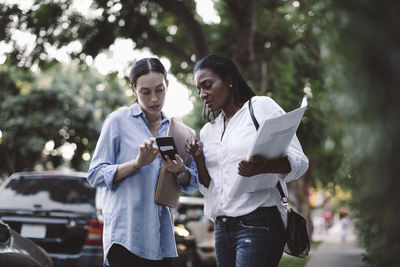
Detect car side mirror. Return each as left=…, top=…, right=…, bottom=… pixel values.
left=0, top=220, right=11, bottom=245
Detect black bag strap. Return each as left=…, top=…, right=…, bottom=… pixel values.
left=248, top=97, right=288, bottom=206
left=248, top=98, right=259, bottom=130
left=276, top=181, right=288, bottom=205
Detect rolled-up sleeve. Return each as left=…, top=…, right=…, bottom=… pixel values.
left=88, top=114, right=120, bottom=190
left=177, top=158, right=198, bottom=194
left=281, top=135, right=309, bottom=182
left=197, top=180, right=209, bottom=198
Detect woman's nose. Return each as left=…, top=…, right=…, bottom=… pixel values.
left=200, top=90, right=207, bottom=101
left=151, top=92, right=158, bottom=101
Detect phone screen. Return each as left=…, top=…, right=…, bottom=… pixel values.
left=156, top=137, right=178, bottom=160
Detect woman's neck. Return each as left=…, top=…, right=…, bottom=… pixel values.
left=144, top=111, right=162, bottom=137
left=144, top=110, right=162, bottom=125
left=222, top=102, right=243, bottom=119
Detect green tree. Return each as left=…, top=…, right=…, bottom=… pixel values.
left=0, top=0, right=343, bottom=236
left=0, top=63, right=130, bottom=176
left=318, top=0, right=400, bottom=265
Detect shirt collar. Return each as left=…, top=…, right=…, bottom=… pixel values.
left=130, top=103, right=143, bottom=117
left=129, top=103, right=169, bottom=123
left=214, top=103, right=247, bottom=126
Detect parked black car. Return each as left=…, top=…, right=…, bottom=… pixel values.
left=0, top=219, right=53, bottom=267
left=0, top=171, right=103, bottom=267
left=0, top=171, right=196, bottom=267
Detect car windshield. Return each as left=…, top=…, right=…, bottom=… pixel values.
left=0, top=176, right=96, bottom=214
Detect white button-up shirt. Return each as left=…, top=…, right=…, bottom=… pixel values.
left=198, top=96, right=308, bottom=225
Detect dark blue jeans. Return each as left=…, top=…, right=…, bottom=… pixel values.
left=214, top=206, right=286, bottom=267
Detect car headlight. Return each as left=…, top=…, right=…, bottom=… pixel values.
left=176, top=243, right=187, bottom=252
left=174, top=225, right=189, bottom=237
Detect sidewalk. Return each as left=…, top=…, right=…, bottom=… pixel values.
left=306, top=220, right=366, bottom=267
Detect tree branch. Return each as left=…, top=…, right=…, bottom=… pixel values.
left=133, top=15, right=194, bottom=64
left=148, top=29, right=194, bottom=64
left=150, top=0, right=208, bottom=61
left=288, top=38, right=321, bottom=59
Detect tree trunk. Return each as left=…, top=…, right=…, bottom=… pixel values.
left=3, top=149, right=16, bottom=175
left=260, top=60, right=268, bottom=95
left=231, top=0, right=256, bottom=71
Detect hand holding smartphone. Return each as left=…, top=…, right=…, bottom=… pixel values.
left=155, top=137, right=178, bottom=160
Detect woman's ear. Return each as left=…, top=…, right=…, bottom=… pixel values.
left=130, top=84, right=137, bottom=97
left=165, top=79, right=169, bottom=89
left=225, top=76, right=233, bottom=88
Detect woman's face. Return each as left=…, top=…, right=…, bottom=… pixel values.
left=132, top=72, right=168, bottom=117
left=195, top=68, right=232, bottom=113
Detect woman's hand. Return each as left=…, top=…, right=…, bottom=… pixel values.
left=162, top=154, right=186, bottom=175
left=113, top=138, right=159, bottom=183
left=162, top=154, right=190, bottom=186
left=134, top=138, right=159, bottom=168
left=238, top=155, right=291, bottom=177
left=185, top=136, right=204, bottom=159
left=185, top=136, right=211, bottom=187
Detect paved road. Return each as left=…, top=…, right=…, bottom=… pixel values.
left=306, top=219, right=366, bottom=267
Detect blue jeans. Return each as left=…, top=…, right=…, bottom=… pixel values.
left=214, top=206, right=286, bottom=267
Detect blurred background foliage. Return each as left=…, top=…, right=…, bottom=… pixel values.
left=317, top=0, right=400, bottom=265
left=0, top=63, right=130, bottom=173
left=0, top=0, right=399, bottom=265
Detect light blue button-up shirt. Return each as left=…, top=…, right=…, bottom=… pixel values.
left=88, top=104, right=198, bottom=265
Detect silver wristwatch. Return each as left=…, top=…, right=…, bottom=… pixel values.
left=177, top=167, right=187, bottom=180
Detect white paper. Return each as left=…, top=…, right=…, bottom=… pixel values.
left=229, top=100, right=307, bottom=197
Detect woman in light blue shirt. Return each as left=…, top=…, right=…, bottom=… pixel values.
left=88, top=58, right=198, bottom=267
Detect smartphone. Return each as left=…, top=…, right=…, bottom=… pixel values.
left=155, top=137, right=178, bottom=160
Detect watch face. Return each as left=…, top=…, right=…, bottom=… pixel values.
left=177, top=168, right=187, bottom=179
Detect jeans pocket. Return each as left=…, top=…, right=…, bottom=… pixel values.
left=238, top=216, right=269, bottom=231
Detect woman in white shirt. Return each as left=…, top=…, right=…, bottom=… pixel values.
left=186, top=54, right=308, bottom=267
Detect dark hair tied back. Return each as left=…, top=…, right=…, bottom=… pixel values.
left=130, top=58, right=167, bottom=87
left=194, top=54, right=255, bottom=106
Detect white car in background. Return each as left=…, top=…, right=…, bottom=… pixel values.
left=175, top=196, right=216, bottom=267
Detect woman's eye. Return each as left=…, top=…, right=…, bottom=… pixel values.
left=140, top=90, right=150, bottom=95
left=156, top=86, right=165, bottom=93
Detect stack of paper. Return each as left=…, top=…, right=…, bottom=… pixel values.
left=229, top=100, right=307, bottom=197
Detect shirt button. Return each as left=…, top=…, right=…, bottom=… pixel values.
left=222, top=218, right=227, bottom=222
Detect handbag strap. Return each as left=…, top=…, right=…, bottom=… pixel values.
left=248, top=97, right=288, bottom=206
left=248, top=98, right=259, bottom=130
left=276, top=181, right=289, bottom=206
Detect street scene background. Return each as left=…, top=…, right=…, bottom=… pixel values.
left=1, top=0, right=399, bottom=266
